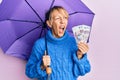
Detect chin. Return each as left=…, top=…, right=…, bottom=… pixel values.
left=59, top=33, right=65, bottom=37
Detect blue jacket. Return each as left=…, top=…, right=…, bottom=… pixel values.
left=25, top=30, right=91, bottom=80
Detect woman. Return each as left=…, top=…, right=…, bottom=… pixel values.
left=25, top=6, right=91, bottom=80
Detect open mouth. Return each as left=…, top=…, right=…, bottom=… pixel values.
left=59, top=26, right=65, bottom=33
left=62, top=27, right=64, bottom=30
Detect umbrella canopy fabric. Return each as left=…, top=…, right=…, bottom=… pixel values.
left=0, top=0, right=95, bottom=60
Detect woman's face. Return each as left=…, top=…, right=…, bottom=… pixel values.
left=47, top=9, right=68, bottom=38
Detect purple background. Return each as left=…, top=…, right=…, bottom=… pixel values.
left=0, top=0, right=120, bottom=80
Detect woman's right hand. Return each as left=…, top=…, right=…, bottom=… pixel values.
left=42, top=55, right=51, bottom=68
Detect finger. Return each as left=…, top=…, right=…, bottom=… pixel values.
left=78, top=45, right=89, bottom=53
left=78, top=42, right=88, bottom=48
left=78, top=47, right=86, bottom=53
left=46, top=56, right=51, bottom=66
left=78, top=45, right=87, bottom=52
left=47, top=55, right=50, bottom=58
left=43, top=56, right=49, bottom=65
left=78, top=42, right=89, bottom=50
left=43, top=55, right=50, bottom=60
left=47, top=60, right=51, bottom=66
left=79, top=44, right=89, bottom=51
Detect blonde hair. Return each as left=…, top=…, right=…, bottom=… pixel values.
left=45, top=6, right=69, bottom=21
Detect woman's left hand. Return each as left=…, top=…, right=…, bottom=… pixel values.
left=77, top=42, right=89, bottom=54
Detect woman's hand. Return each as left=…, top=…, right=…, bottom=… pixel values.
left=77, top=42, right=89, bottom=59
left=42, top=55, right=51, bottom=68
left=78, top=42, right=89, bottom=54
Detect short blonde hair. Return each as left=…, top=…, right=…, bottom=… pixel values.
left=45, top=6, right=69, bottom=21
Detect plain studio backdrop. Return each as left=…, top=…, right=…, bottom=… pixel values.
left=0, top=0, right=120, bottom=80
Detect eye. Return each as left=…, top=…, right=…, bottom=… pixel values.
left=64, top=16, right=68, bottom=20
left=54, top=17, right=60, bottom=20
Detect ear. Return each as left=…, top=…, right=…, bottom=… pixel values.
left=46, top=20, right=52, bottom=28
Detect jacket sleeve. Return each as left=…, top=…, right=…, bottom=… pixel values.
left=72, top=53, right=91, bottom=77
left=25, top=41, right=47, bottom=79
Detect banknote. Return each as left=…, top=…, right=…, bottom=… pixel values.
left=72, top=25, right=91, bottom=43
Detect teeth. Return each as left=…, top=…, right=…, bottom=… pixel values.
left=59, top=26, right=65, bottom=31
left=61, top=26, right=64, bottom=28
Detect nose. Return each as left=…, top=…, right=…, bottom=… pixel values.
left=60, top=18, right=65, bottom=24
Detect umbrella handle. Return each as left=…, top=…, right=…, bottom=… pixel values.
left=46, top=66, right=52, bottom=74
left=44, top=51, right=52, bottom=75
left=46, top=66, right=51, bottom=80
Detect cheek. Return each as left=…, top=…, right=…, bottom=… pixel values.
left=53, top=22, right=59, bottom=28
left=65, top=20, right=68, bottom=25
left=51, top=23, right=58, bottom=32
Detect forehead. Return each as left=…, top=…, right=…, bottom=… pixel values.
left=50, top=9, right=68, bottom=17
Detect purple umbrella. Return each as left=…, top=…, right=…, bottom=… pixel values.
left=0, top=0, right=95, bottom=60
